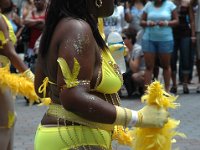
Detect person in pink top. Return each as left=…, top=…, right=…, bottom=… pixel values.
left=23, top=0, right=46, bottom=72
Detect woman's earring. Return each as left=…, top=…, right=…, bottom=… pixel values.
left=95, top=0, right=102, bottom=8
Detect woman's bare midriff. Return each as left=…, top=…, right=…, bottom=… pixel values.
left=41, top=91, right=119, bottom=126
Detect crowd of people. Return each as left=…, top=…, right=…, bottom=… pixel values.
left=0, top=0, right=200, bottom=149
left=1, top=0, right=200, bottom=96
left=104, top=0, right=200, bottom=96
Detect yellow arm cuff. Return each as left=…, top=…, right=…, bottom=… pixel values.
left=114, top=106, right=132, bottom=127
left=23, top=69, right=35, bottom=82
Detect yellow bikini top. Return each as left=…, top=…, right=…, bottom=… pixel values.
left=95, top=49, right=123, bottom=94
left=95, top=19, right=123, bottom=93
left=39, top=49, right=123, bottom=101
left=0, top=14, right=17, bottom=49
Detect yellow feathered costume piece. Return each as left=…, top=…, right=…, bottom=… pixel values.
left=0, top=55, right=38, bottom=104
left=37, top=57, right=80, bottom=106
left=131, top=81, right=186, bottom=150
left=112, top=81, right=186, bottom=149
left=57, top=57, right=80, bottom=88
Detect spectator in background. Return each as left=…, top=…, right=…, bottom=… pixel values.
left=140, top=0, right=178, bottom=92
left=122, top=28, right=145, bottom=96
left=0, top=0, right=35, bottom=149
left=1, top=0, right=24, bottom=73
left=122, top=28, right=137, bottom=97
left=170, top=0, right=196, bottom=94
left=104, top=0, right=127, bottom=38
left=23, top=0, right=46, bottom=72
left=129, top=34, right=145, bottom=95
left=124, top=0, right=146, bottom=33
left=1, top=1, right=23, bottom=36
left=193, top=0, right=200, bottom=93
left=21, top=0, right=34, bottom=19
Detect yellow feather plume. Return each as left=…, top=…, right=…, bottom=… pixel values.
left=112, top=81, right=186, bottom=149
left=0, top=55, right=39, bottom=104
left=131, top=81, right=186, bottom=150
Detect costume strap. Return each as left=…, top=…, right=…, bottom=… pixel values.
left=38, top=77, right=56, bottom=98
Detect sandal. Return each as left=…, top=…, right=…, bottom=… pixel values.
left=170, top=86, right=177, bottom=94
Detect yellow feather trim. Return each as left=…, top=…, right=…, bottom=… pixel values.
left=38, top=97, right=52, bottom=106
left=0, top=55, right=39, bottom=104
left=112, top=126, right=134, bottom=147
left=131, top=81, right=186, bottom=150
left=112, top=81, right=186, bottom=149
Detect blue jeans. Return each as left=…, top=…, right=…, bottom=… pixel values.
left=142, top=40, right=174, bottom=53
left=171, top=37, right=194, bottom=80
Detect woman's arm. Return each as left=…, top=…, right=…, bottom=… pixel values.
left=55, top=19, right=116, bottom=124
left=168, top=9, right=179, bottom=27
left=140, top=12, right=156, bottom=27
left=0, top=16, right=28, bottom=73
left=23, top=11, right=44, bottom=28
left=40, top=19, right=169, bottom=128
left=34, top=55, right=47, bottom=98
left=124, top=2, right=133, bottom=23
left=129, top=57, right=141, bottom=73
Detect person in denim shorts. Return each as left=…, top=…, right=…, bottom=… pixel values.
left=140, top=0, right=178, bottom=92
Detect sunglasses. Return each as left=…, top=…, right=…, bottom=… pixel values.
left=122, top=36, right=127, bottom=40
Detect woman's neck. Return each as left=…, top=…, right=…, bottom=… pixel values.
left=154, top=1, right=163, bottom=7
left=90, top=14, right=98, bottom=24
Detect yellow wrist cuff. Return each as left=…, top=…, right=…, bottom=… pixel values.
left=23, top=69, right=35, bottom=82
left=114, top=106, right=132, bottom=127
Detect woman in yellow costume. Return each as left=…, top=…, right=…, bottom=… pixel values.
left=34, top=0, right=169, bottom=149
left=0, top=0, right=35, bottom=149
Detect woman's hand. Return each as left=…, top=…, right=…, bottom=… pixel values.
left=157, top=20, right=168, bottom=27
left=135, top=105, right=169, bottom=128
left=147, top=21, right=157, bottom=27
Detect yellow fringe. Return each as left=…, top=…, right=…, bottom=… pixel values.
left=112, top=126, right=134, bottom=147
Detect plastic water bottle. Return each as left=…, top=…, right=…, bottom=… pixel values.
left=107, top=31, right=126, bottom=73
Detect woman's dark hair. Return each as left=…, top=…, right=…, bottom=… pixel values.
left=1, top=1, right=14, bottom=13
left=122, top=28, right=137, bottom=45
left=39, top=0, right=107, bottom=57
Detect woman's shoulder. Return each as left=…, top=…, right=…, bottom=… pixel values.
left=57, top=18, right=93, bottom=35
left=53, top=18, right=94, bottom=43
left=52, top=18, right=96, bottom=53
left=165, top=0, right=177, bottom=9
left=165, top=0, right=176, bottom=5
left=143, top=1, right=153, bottom=9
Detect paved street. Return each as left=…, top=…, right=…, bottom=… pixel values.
left=14, top=86, right=200, bottom=150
